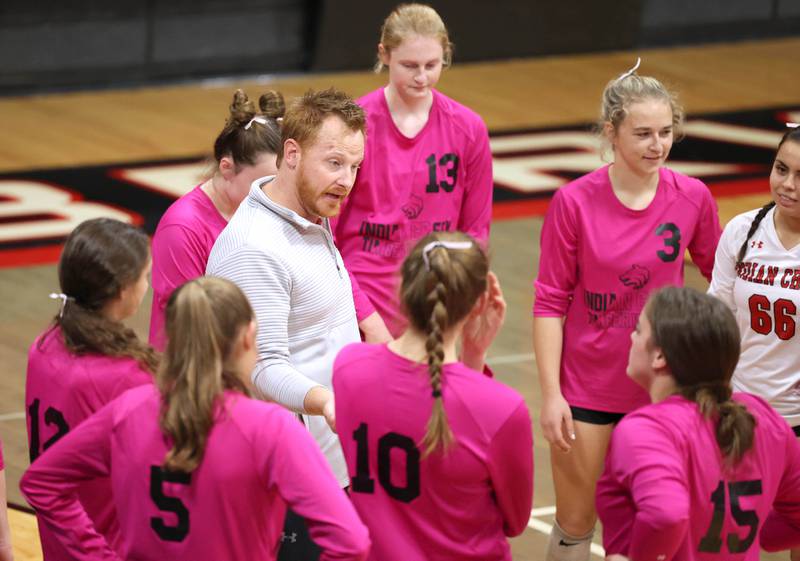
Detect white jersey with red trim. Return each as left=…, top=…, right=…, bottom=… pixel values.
left=709, top=206, right=800, bottom=427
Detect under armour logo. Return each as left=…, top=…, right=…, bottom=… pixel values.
left=559, top=539, right=579, bottom=547
left=281, top=532, right=298, bottom=543
left=750, top=240, right=764, bottom=249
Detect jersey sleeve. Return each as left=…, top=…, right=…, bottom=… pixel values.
left=534, top=188, right=578, bottom=317
left=599, top=415, right=689, bottom=560
left=486, top=400, right=534, bottom=536
left=151, top=223, right=207, bottom=312
left=256, top=409, right=370, bottom=560
left=150, top=223, right=208, bottom=348
left=347, top=268, right=376, bottom=323
left=707, top=217, right=741, bottom=311
left=687, top=184, right=722, bottom=281
left=759, top=425, right=800, bottom=551
left=98, top=363, right=153, bottom=407
left=456, top=118, right=493, bottom=244
left=19, top=402, right=121, bottom=561
left=213, top=247, right=322, bottom=412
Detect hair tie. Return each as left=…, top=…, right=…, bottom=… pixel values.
left=788, top=122, right=800, bottom=129
left=616, top=57, right=641, bottom=82
left=49, top=292, right=73, bottom=318
left=432, top=389, right=442, bottom=398
left=421, top=240, right=473, bottom=271
left=244, top=116, right=268, bottom=130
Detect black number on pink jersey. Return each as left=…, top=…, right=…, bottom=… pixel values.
left=749, top=294, right=797, bottom=340
left=351, top=423, right=421, bottom=503
left=27, top=399, right=70, bottom=462
left=655, top=223, right=681, bottom=262
left=698, top=479, right=762, bottom=553
left=425, top=153, right=460, bottom=193
left=150, top=466, right=191, bottom=542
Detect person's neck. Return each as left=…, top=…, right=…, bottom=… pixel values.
left=388, top=327, right=459, bottom=364
left=773, top=206, right=800, bottom=249
left=649, top=373, right=678, bottom=403
left=384, top=84, right=433, bottom=117
left=201, top=175, right=238, bottom=220
left=261, top=174, right=319, bottom=223
left=608, top=162, right=659, bottom=210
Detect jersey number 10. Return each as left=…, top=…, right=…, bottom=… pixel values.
left=350, top=423, right=421, bottom=503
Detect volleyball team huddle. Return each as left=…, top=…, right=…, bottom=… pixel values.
left=7, top=4, right=800, bottom=561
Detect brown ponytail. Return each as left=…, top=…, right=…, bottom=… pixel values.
left=400, top=232, right=488, bottom=455
left=50, top=218, right=158, bottom=373
left=158, top=277, right=253, bottom=473
left=645, top=287, right=754, bottom=466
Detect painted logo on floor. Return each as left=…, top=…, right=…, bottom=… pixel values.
left=0, top=107, right=797, bottom=268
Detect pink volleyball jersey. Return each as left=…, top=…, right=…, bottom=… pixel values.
left=149, top=185, right=228, bottom=350
left=26, top=327, right=153, bottom=559
left=597, top=393, right=800, bottom=560
left=534, top=166, right=721, bottom=413
left=332, top=88, right=493, bottom=336
left=333, top=343, right=533, bottom=561
left=20, top=385, right=371, bottom=561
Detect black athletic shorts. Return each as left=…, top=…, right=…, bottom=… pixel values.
left=277, top=508, right=321, bottom=561
left=570, top=405, right=625, bottom=425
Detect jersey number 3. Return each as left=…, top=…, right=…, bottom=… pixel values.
left=150, top=466, right=191, bottom=542
left=698, top=479, right=762, bottom=554
left=656, top=223, right=681, bottom=262
left=351, top=423, right=421, bottom=503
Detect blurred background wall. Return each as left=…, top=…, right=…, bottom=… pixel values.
left=1, top=0, right=798, bottom=93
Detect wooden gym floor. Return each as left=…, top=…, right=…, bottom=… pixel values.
left=0, top=36, right=798, bottom=560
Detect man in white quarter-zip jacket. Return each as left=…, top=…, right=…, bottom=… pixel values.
left=207, top=89, right=368, bottom=490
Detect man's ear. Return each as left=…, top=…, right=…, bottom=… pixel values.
left=282, top=139, right=301, bottom=170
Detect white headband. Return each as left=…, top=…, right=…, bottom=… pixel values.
left=421, top=241, right=473, bottom=271
left=788, top=122, right=800, bottom=129
left=49, top=292, right=73, bottom=318
left=244, top=116, right=268, bottom=130
left=617, top=57, right=641, bottom=82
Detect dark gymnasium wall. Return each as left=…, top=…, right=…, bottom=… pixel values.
left=1, top=0, right=798, bottom=93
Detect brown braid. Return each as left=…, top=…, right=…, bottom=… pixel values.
left=421, top=260, right=454, bottom=456
left=735, top=202, right=775, bottom=266
left=400, top=232, right=489, bottom=456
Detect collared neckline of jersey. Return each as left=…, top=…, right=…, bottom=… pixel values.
left=249, top=177, right=343, bottom=277
left=250, top=176, right=331, bottom=232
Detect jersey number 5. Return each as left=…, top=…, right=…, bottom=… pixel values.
left=351, top=423, right=421, bottom=503
left=698, top=479, right=762, bottom=553
left=150, top=466, right=191, bottom=542
left=28, top=399, right=69, bottom=462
